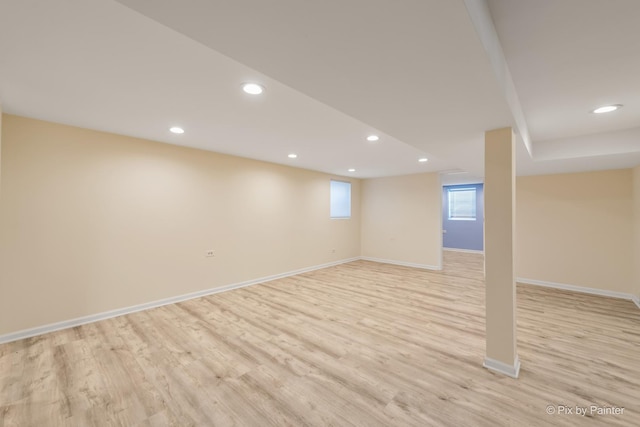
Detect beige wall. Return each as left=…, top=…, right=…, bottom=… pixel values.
left=516, top=169, right=633, bottom=293
left=633, top=165, right=640, bottom=298
left=2, top=113, right=635, bottom=337
left=0, top=114, right=361, bottom=335
left=0, top=102, right=3, bottom=194
left=360, top=173, right=441, bottom=269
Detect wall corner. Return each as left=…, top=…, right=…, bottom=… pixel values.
left=633, top=165, right=640, bottom=300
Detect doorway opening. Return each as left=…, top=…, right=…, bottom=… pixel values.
left=442, top=183, right=484, bottom=252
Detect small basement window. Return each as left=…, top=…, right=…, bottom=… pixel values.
left=448, top=187, right=476, bottom=220
left=330, top=180, right=351, bottom=219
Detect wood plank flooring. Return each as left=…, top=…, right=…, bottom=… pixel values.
left=1, top=251, right=639, bottom=426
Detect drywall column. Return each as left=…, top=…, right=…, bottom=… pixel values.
left=483, top=127, right=520, bottom=378
left=633, top=165, right=640, bottom=305
left=0, top=101, right=3, bottom=193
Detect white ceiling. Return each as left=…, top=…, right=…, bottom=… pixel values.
left=1, top=0, right=639, bottom=179
left=488, top=0, right=640, bottom=175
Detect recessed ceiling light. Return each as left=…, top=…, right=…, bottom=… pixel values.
left=242, top=83, right=264, bottom=95
left=348, top=168, right=356, bottom=172
left=418, top=157, right=428, bottom=163
left=366, top=135, right=380, bottom=142
left=288, top=153, right=297, bottom=159
left=169, top=127, right=184, bottom=134
left=592, top=104, right=622, bottom=114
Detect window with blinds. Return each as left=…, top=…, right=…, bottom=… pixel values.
left=448, top=187, right=476, bottom=220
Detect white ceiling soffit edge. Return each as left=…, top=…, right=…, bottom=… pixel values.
left=463, top=0, right=532, bottom=157
left=533, top=126, right=640, bottom=161
left=440, top=169, right=484, bottom=186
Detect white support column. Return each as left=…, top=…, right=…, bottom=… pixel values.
left=483, top=127, right=520, bottom=378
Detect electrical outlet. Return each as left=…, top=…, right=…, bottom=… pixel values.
left=206, top=250, right=215, bottom=257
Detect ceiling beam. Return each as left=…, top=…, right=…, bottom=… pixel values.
left=464, top=0, right=533, bottom=157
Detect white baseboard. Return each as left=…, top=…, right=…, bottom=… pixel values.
left=0, top=257, right=360, bottom=345
left=359, top=256, right=441, bottom=271
left=516, top=277, right=637, bottom=302
left=5, top=261, right=635, bottom=345
left=483, top=356, right=521, bottom=379
left=443, top=247, right=484, bottom=254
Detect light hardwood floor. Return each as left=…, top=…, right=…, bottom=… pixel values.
left=1, top=252, right=639, bottom=426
